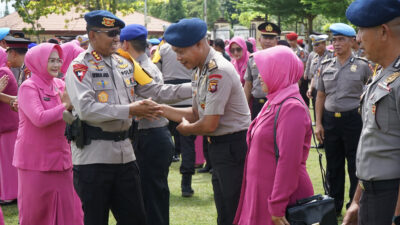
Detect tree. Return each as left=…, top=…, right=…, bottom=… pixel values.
left=166, top=0, right=186, bottom=22
left=185, top=0, right=221, bottom=27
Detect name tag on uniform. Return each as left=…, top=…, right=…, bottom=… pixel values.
left=43, top=97, right=51, bottom=101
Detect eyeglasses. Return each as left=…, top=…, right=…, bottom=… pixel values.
left=48, top=58, right=63, bottom=65
left=92, top=29, right=121, bottom=37
left=230, top=47, right=242, bottom=53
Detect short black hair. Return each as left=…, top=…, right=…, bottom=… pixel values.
left=214, top=38, right=225, bottom=50
left=278, top=40, right=290, bottom=48
left=48, top=38, right=59, bottom=44
left=128, top=39, right=148, bottom=53
left=246, top=41, right=254, bottom=53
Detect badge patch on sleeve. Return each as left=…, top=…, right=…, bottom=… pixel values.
left=208, top=80, right=218, bottom=93
left=209, top=74, right=222, bottom=80
left=98, top=91, right=109, bottom=103
left=73, top=64, right=88, bottom=82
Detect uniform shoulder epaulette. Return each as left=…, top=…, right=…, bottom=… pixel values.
left=385, top=72, right=400, bottom=85
left=249, top=53, right=254, bottom=58
left=321, top=58, right=333, bottom=65
left=355, top=56, right=369, bottom=63
left=208, top=59, right=218, bottom=72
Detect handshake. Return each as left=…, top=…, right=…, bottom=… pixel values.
left=128, top=98, right=164, bottom=121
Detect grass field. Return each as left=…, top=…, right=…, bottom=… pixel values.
left=2, top=146, right=349, bottom=225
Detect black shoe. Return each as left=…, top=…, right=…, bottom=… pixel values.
left=172, top=155, right=180, bottom=162
left=317, top=143, right=324, bottom=148
left=198, top=164, right=211, bottom=173
left=181, top=174, right=194, bottom=197
left=209, top=168, right=213, bottom=174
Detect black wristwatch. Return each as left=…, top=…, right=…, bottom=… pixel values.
left=393, top=215, right=400, bottom=225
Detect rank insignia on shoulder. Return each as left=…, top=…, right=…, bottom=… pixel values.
left=208, top=79, right=218, bottom=93
left=208, top=59, right=218, bottom=72
left=209, top=74, right=222, bottom=80
left=73, top=64, right=88, bottom=82
left=321, top=58, right=332, bottom=65
left=385, top=72, right=400, bottom=85
left=393, top=56, right=400, bottom=69
left=91, top=51, right=102, bottom=61
left=350, top=64, right=357, bottom=72
left=98, top=91, right=109, bottom=103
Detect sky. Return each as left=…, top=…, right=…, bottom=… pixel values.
left=0, top=0, right=16, bottom=18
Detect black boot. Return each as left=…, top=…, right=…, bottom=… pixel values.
left=197, top=163, right=211, bottom=173
left=181, top=174, right=194, bottom=197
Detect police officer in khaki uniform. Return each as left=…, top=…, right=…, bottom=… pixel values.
left=160, top=18, right=251, bottom=225
left=305, top=34, right=334, bottom=120
left=244, top=22, right=280, bottom=119
left=343, top=1, right=400, bottom=224
left=65, top=10, right=191, bottom=225
left=315, top=23, right=372, bottom=216
left=4, top=36, right=31, bottom=86
left=119, top=24, right=174, bottom=225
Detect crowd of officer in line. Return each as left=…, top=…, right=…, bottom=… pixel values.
left=0, top=0, right=400, bottom=224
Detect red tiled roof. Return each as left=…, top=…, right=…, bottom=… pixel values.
left=0, top=9, right=170, bottom=36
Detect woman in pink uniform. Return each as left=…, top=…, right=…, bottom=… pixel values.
left=227, top=36, right=249, bottom=86
left=234, top=46, right=314, bottom=225
left=0, top=48, right=18, bottom=204
left=13, top=43, right=82, bottom=225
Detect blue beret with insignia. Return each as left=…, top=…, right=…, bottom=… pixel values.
left=0, top=28, right=10, bottom=41
left=120, top=24, right=147, bottom=41
left=148, top=38, right=160, bottom=45
left=346, top=0, right=400, bottom=27
left=84, top=10, right=125, bottom=29
left=329, top=23, right=356, bottom=37
left=164, top=18, right=207, bottom=47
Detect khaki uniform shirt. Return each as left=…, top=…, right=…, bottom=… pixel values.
left=356, top=56, right=400, bottom=181
left=156, top=42, right=192, bottom=106
left=244, top=56, right=265, bottom=98
left=317, top=55, right=372, bottom=112
left=193, top=48, right=250, bottom=136
left=306, top=50, right=335, bottom=88
left=66, top=45, right=191, bottom=165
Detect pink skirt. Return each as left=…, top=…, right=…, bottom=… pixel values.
left=0, top=129, right=18, bottom=200
left=18, top=168, right=83, bottom=225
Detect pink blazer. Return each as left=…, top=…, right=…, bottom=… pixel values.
left=0, top=67, right=19, bottom=133
left=13, top=75, right=71, bottom=171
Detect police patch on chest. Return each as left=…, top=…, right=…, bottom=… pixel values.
left=208, top=80, right=218, bottom=93
left=98, top=91, right=109, bottom=103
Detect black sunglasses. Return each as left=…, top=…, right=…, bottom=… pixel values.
left=92, top=29, right=121, bottom=37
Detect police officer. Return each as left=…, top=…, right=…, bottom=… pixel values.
left=160, top=18, right=251, bottom=225
left=65, top=10, right=191, bottom=225
left=119, top=24, right=173, bottom=225
left=343, top=1, right=400, bottom=224
left=305, top=34, right=334, bottom=120
left=4, top=35, right=31, bottom=86
left=286, top=32, right=309, bottom=107
left=315, top=23, right=373, bottom=216
left=244, top=22, right=280, bottom=119
left=153, top=35, right=197, bottom=196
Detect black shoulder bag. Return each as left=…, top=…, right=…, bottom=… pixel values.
left=273, top=97, right=337, bottom=225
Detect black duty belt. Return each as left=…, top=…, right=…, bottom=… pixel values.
left=360, top=179, right=399, bottom=192
left=324, top=108, right=359, bottom=118
left=86, top=124, right=129, bottom=142
left=254, top=97, right=267, bottom=104
left=164, top=79, right=191, bottom=85
left=207, top=130, right=247, bottom=144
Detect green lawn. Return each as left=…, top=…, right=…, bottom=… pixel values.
left=2, top=147, right=349, bottom=224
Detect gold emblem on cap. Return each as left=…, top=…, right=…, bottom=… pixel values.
left=102, top=17, right=115, bottom=27
left=385, top=72, right=400, bottom=85
left=350, top=64, right=357, bottom=72
left=266, top=24, right=273, bottom=32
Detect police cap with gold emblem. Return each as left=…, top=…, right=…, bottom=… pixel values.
left=309, top=34, right=328, bottom=46
left=346, top=0, right=400, bottom=27
left=164, top=18, right=207, bottom=47
left=4, top=35, right=31, bottom=52
left=84, top=10, right=125, bottom=29
left=258, top=22, right=281, bottom=37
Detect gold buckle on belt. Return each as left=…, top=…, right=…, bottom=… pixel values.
left=359, top=181, right=365, bottom=190
left=334, top=112, right=341, bottom=118
left=207, top=136, right=211, bottom=144
left=258, top=99, right=265, bottom=104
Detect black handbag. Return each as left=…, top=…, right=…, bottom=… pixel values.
left=273, top=97, right=337, bottom=225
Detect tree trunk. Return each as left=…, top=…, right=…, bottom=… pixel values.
left=306, top=14, right=315, bottom=51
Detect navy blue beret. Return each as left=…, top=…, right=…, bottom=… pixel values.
left=164, top=18, right=207, bottom=47
left=84, top=10, right=125, bottom=29
left=346, top=0, right=400, bottom=27
left=120, top=24, right=147, bottom=41
left=330, top=23, right=356, bottom=37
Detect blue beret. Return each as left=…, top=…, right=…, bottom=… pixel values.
left=148, top=38, right=160, bottom=45
left=346, top=0, right=400, bottom=27
left=329, top=23, right=356, bottom=37
left=164, top=18, right=207, bottom=47
left=0, top=28, right=10, bottom=41
left=84, top=10, right=125, bottom=29
left=120, top=24, right=147, bottom=41
left=28, top=43, right=37, bottom=49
